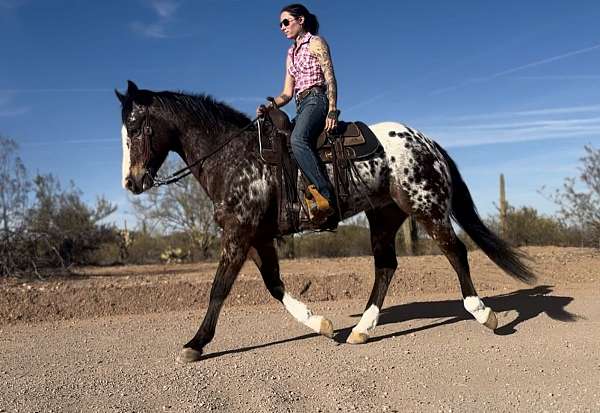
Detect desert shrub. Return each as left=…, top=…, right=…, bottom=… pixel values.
left=486, top=205, right=579, bottom=247
left=26, top=174, right=117, bottom=266
left=292, top=225, right=372, bottom=258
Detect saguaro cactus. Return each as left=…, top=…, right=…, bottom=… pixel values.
left=402, top=216, right=418, bottom=255
left=499, top=174, right=507, bottom=237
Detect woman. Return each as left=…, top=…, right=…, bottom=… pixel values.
left=257, top=3, right=340, bottom=225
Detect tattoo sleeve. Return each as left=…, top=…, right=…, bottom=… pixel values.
left=310, top=37, right=337, bottom=111
left=274, top=94, right=292, bottom=107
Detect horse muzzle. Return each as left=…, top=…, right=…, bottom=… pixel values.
left=124, top=169, right=154, bottom=194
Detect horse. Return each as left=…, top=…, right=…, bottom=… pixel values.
left=115, top=80, right=535, bottom=363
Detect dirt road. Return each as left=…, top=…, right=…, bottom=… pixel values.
left=0, top=247, right=599, bottom=412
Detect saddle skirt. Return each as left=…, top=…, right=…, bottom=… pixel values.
left=260, top=107, right=382, bottom=164
left=258, top=106, right=383, bottom=235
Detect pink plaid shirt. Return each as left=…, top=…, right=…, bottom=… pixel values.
left=287, top=32, right=326, bottom=96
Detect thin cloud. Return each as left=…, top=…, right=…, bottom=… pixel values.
left=513, top=75, right=600, bottom=80
left=0, top=88, right=112, bottom=93
left=0, top=92, right=29, bottom=116
left=418, top=104, right=600, bottom=148
left=19, top=138, right=119, bottom=147
left=344, top=92, right=388, bottom=114
left=0, top=107, right=29, bottom=117
left=130, top=21, right=169, bottom=39
left=224, top=96, right=265, bottom=104
left=130, top=0, right=182, bottom=39
left=430, top=43, right=600, bottom=96
left=438, top=117, right=600, bottom=131
left=438, top=128, right=600, bottom=148
left=0, top=0, right=27, bottom=9
left=149, top=0, right=179, bottom=18
left=424, top=104, right=600, bottom=123
left=426, top=117, right=600, bottom=148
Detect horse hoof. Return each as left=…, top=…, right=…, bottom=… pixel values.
left=346, top=331, right=369, bottom=344
left=483, top=308, right=498, bottom=330
left=319, top=318, right=334, bottom=338
left=177, top=347, right=203, bottom=364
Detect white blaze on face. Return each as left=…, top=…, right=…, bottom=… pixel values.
left=121, top=124, right=131, bottom=189
left=352, top=304, right=380, bottom=335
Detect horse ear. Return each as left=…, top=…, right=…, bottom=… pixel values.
left=115, top=89, right=126, bottom=104
left=127, top=80, right=139, bottom=95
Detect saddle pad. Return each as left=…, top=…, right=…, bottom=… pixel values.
left=318, top=121, right=382, bottom=164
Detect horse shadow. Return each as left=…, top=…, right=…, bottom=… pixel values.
left=199, top=285, right=579, bottom=360
left=334, top=284, right=581, bottom=343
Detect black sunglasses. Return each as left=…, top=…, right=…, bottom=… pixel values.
left=279, top=18, right=297, bottom=28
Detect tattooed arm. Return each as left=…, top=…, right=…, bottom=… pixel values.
left=309, top=36, right=338, bottom=130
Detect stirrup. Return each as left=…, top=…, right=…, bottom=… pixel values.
left=304, top=185, right=334, bottom=223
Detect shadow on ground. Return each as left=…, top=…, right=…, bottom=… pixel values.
left=336, top=285, right=580, bottom=342
left=201, top=285, right=579, bottom=360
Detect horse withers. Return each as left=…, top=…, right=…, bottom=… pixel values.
left=116, top=80, right=535, bottom=363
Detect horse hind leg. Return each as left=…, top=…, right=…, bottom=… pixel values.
left=418, top=216, right=497, bottom=330
left=249, top=239, right=334, bottom=338
left=347, top=204, right=406, bottom=344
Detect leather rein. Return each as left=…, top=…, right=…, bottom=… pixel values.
left=139, top=105, right=259, bottom=188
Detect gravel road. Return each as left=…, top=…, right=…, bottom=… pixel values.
left=1, top=284, right=598, bottom=412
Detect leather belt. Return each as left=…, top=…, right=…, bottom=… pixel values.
left=295, top=85, right=326, bottom=105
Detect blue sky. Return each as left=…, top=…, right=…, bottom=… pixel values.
left=1, top=0, right=599, bottom=227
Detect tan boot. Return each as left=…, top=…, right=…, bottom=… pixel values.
left=304, top=185, right=335, bottom=224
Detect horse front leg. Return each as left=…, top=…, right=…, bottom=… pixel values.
left=178, top=227, right=251, bottom=363
left=249, top=238, right=334, bottom=338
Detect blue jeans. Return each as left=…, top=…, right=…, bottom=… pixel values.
left=291, top=90, right=334, bottom=202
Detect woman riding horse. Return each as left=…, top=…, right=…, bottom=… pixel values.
left=257, top=3, right=340, bottom=226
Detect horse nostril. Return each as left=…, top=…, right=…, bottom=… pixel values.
left=125, top=178, right=134, bottom=190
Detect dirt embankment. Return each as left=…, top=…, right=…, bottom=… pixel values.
left=1, top=246, right=598, bottom=325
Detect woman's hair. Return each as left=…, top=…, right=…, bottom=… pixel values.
left=281, top=3, right=319, bottom=35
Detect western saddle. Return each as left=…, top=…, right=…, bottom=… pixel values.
left=257, top=105, right=382, bottom=234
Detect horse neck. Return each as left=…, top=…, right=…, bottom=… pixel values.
left=174, top=113, right=254, bottom=201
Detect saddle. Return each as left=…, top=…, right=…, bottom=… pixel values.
left=258, top=106, right=382, bottom=234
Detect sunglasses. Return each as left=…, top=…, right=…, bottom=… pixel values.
left=279, top=18, right=297, bottom=28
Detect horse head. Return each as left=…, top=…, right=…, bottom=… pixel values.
left=115, top=80, right=173, bottom=194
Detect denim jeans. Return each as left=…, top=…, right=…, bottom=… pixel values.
left=291, top=89, right=334, bottom=202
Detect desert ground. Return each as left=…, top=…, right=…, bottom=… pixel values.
left=0, top=246, right=599, bottom=412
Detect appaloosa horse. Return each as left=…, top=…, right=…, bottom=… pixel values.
left=116, top=81, right=535, bottom=363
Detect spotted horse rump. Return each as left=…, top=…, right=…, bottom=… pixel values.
left=116, top=81, right=535, bottom=363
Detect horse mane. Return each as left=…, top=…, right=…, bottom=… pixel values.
left=136, top=89, right=252, bottom=132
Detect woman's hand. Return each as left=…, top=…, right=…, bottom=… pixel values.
left=325, top=109, right=340, bottom=133
left=325, top=116, right=337, bottom=132
left=256, top=104, right=267, bottom=118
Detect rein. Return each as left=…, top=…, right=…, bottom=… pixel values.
left=151, top=113, right=260, bottom=188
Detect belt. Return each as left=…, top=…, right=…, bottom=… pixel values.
left=295, top=85, right=326, bottom=105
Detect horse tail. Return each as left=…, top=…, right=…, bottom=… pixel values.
left=435, top=143, right=536, bottom=284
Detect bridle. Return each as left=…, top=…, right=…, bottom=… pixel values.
left=131, top=105, right=260, bottom=188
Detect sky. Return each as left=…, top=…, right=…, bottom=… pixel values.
left=1, top=0, right=599, bottom=227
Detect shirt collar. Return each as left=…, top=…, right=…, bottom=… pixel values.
left=295, top=31, right=312, bottom=47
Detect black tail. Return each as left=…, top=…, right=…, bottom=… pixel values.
left=435, top=143, right=536, bottom=284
